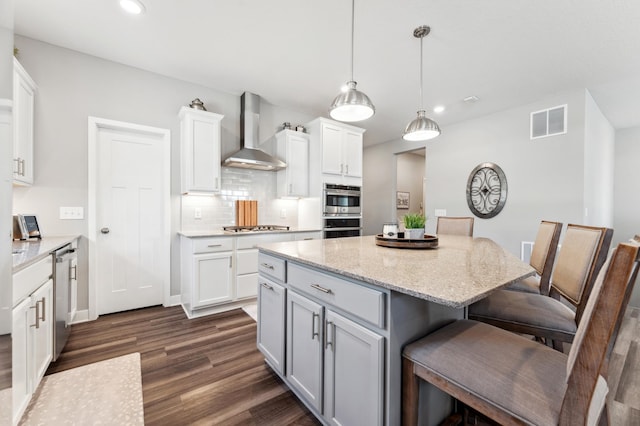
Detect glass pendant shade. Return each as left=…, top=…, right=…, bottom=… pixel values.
left=403, top=110, right=441, bottom=141
left=329, top=81, right=375, bottom=122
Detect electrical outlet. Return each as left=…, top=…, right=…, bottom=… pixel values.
left=194, top=207, right=202, bottom=219
left=60, top=206, right=84, bottom=220
left=280, top=209, right=287, bottom=219
left=434, top=209, right=447, bottom=217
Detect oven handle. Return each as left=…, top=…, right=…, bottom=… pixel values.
left=323, top=227, right=362, bottom=231
left=324, top=190, right=361, bottom=197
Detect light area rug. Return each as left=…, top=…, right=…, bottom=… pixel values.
left=242, top=303, right=258, bottom=322
left=20, top=353, right=144, bottom=426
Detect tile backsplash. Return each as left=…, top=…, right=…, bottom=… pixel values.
left=181, top=167, right=299, bottom=232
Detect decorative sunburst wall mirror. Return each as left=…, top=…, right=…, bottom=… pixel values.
left=466, top=162, right=508, bottom=219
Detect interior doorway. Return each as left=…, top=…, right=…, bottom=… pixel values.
left=395, top=148, right=426, bottom=228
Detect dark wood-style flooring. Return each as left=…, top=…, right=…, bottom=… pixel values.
left=46, top=305, right=640, bottom=425
left=46, top=306, right=320, bottom=425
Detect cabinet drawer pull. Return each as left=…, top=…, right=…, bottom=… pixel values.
left=312, top=312, right=319, bottom=340
left=325, top=320, right=334, bottom=349
left=303, top=238, right=313, bottom=241
left=260, top=263, right=275, bottom=270
left=40, top=297, right=46, bottom=322
left=207, top=244, right=222, bottom=248
left=260, top=282, right=273, bottom=290
left=30, top=302, right=41, bottom=329
left=310, top=283, right=333, bottom=294
left=70, top=265, right=77, bottom=280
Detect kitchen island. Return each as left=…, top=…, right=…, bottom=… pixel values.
left=257, top=235, right=535, bottom=426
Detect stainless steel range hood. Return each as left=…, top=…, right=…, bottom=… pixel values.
left=222, top=92, right=286, bottom=171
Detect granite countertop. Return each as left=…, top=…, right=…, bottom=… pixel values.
left=12, top=236, right=80, bottom=273
left=259, top=235, right=535, bottom=309
left=179, top=229, right=322, bottom=238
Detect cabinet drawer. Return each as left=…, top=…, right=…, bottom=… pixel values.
left=192, top=237, right=234, bottom=254
left=236, top=233, right=292, bottom=250
left=13, top=255, right=52, bottom=307
left=258, top=253, right=286, bottom=282
left=288, top=262, right=385, bottom=328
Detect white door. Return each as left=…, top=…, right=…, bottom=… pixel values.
left=89, top=118, right=170, bottom=317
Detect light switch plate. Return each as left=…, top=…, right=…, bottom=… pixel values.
left=60, top=206, right=84, bottom=220
left=194, top=207, right=202, bottom=219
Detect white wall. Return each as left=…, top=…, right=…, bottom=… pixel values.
left=365, top=89, right=591, bottom=257
left=396, top=152, right=424, bottom=224
left=362, top=139, right=426, bottom=236
left=11, top=35, right=314, bottom=309
left=614, top=126, right=640, bottom=307
left=584, top=90, right=615, bottom=227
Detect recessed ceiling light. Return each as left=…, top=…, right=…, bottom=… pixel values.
left=120, top=0, right=145, bottom=15
left=433, top=105, right=445, bottom=114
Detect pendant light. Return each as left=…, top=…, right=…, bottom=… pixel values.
left=329, top=0, right=375, bottom=122
left=403, top=25, right=440, bottom=141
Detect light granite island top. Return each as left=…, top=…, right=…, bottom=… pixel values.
left=258, top=234, right=535, bottom=308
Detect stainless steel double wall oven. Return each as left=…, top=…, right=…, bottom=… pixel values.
left=322, top=183, right=362, bottom=238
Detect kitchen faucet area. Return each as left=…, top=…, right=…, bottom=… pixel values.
left=2, top=0, right=640, bottom=425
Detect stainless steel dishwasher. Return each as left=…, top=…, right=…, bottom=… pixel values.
left=53, top=244, right=77, bottom=361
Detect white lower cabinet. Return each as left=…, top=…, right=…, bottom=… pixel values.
left=13, top=278, right=53, bottom=424
left=257, top=277, right=286, bottom=375
left=287, top=291, right=324, bottom=412
left=192, top=252, right=233, bottom=308
left=324, top=309, right=384, bottom=426
left=283, top=289, right=384, bottom=426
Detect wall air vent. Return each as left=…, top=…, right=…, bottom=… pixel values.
left=530, top=104, right=567, bottom=139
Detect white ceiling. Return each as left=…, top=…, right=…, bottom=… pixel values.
left=13, top=0, right=640, bottom=146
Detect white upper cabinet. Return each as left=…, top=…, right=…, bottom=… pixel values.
left=306, top=118, right=365, bottom=193
left=318, top=119, right=364, bottom=178
left=179, top=106, right=224, bottom=194
left=13, top=58, right=36, bottom=186
left=275, top=129, right=309, bottom=198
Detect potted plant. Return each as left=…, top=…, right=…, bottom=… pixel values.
left=403, top=213, right=426, bottom=239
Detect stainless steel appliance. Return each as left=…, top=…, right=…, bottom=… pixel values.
left=52, top=244, right=76, bottom=361
left=324, top=217, right=362, bottom=239
left=223, top=225, right=290, bottom=233
left=323, top=183, right=361, bottom=216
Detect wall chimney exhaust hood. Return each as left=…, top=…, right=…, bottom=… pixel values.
left=222, top=92, right=286, bottom=171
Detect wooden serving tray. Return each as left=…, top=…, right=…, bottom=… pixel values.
left=375, top=234, right=439, bottom=249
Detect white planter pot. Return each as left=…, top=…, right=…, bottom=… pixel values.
left=405, top=228, right=425, bottom=240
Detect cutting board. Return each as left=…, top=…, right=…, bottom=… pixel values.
left=236, top=200, right=258, bottom=226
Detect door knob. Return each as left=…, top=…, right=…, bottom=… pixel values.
left=100, top=227, right=110, bottom=234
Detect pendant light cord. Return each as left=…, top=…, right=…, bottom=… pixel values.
left=419, top=34, right=424, bottom=110
left=350, top=0, right=355, bottom=82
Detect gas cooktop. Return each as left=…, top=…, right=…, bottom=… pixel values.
left=223, top=225, right=290, bottom=233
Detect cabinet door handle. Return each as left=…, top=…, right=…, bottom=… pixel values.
left=215, top=177, right=219, bottom=189
left=260, top=263, right=275, bottom=270
left=345, top=164, right=349, bottom=175
left=207, top=244, right=222, bottom=247
left=289, top=184, right=293, bottom=194
left=229, top=257, right=232, bottom=268
left=325, top=320, right=334, bottom=349
left=340, top=163, right=344, bottom=174
left=312, top=312, right=319, bottom=340
left=20, top=159, right=26, bottom=176
left=13, top=158, right=20, bottom=175
left=70, top=265, right=77, bottom=280
left=260, top=282, right=273, bottom=290
left=30, top=302, right=41, bottom=329
left=310, top=283, right=333, bottom=294
left=39, top=297, right=46, bottom=322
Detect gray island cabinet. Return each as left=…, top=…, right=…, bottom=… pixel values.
left=257, top=235, right=534, bottom=426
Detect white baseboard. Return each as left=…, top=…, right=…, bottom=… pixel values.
left=72, top=309, right=90, bottom=324
left=167, top=295, right=181, bottom=307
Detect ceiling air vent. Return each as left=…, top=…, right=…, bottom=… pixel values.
left=530, top=104, right=567, bottom=139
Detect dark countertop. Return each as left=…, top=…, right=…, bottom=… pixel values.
left=12, top=236, right=80, bottom=273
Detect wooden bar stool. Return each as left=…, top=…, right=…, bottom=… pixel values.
left=402, top=240, right=640, bottom=425
left=468, top=224, right=613, bottom=351
left=506, top=220, right=562, bottom=296
left=436, top=217, right=474, bottom=237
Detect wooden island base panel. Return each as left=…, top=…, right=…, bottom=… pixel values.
left=256, top=235, right=535, bottom=426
